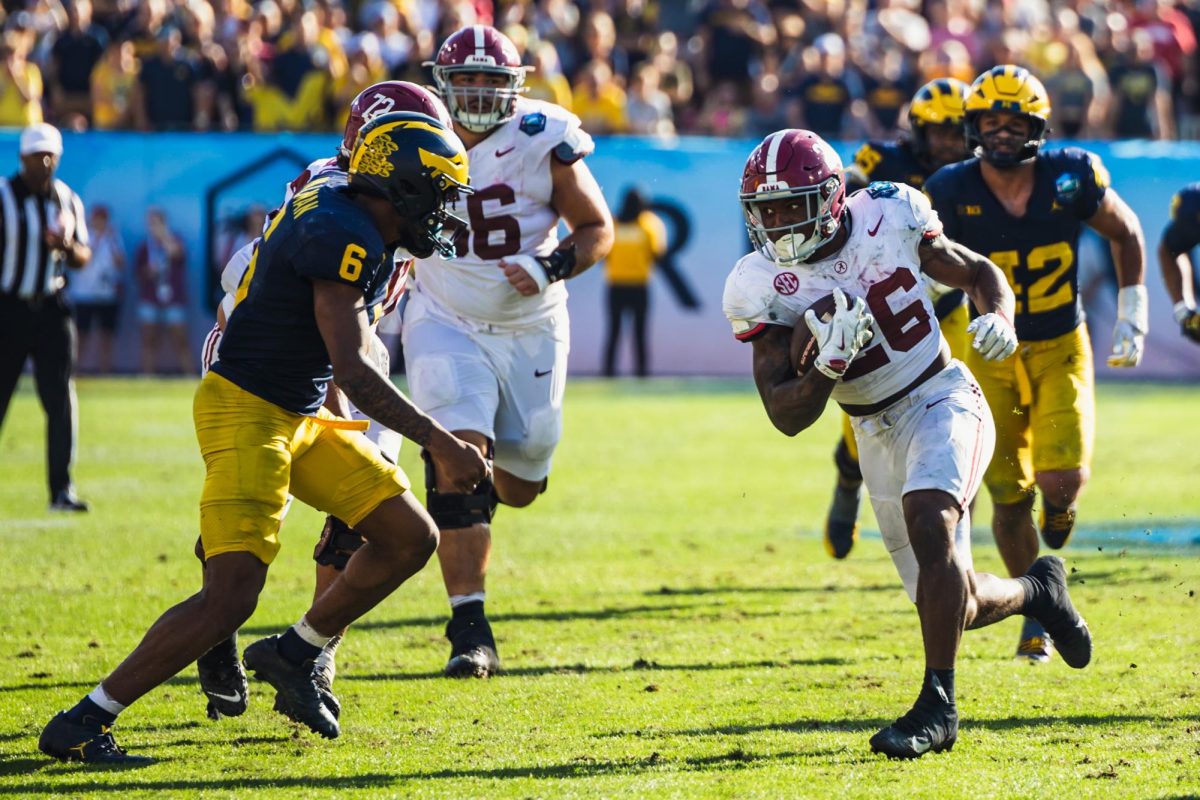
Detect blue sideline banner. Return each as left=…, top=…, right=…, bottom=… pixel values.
left=2, top=130, right=1197, bottom=378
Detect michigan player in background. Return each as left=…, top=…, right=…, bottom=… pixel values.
left=195, top=82, right=451, bottom=723
left=1159, top=183, right=1200, bottom=344
left=925, top=65, right=1148, bottom=663
left=823, top=78, right=972, bottom=559
left=39, top=113, right=488, bottom=762
left=406, top=25, right=613, bottom=678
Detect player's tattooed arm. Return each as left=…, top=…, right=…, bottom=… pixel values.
left=1087, top=189, right=1146, bottom=289
left=313, top=280, right=487, bottom=491
left=751, top=325, right=836, bottom=437
left=918, top=233, right=1015, bottom=321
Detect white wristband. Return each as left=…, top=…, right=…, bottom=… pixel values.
left=1175, top=301, right=1194, bottom=325
left=1116, top=285, right=1149, bottom=333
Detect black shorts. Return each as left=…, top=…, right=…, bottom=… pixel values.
left=74, top=302, right=120, bottom=333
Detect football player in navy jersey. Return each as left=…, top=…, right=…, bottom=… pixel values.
left=825, top=78, right=972, bottom=559
left=1159, top=183, right=1200, bottom=343
left=924, top=65, right=1149, bottom=664
left=38, top=112, right=489, bottom=763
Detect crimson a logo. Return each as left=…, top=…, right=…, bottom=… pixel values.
left=773, top=272, right=799, bottom=295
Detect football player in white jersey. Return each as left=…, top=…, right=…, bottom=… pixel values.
left=194, top=82, right=455, bottom=722
left=723, top=129, right=1092, bottom=758
left=407, top=25, right=613, bottom=678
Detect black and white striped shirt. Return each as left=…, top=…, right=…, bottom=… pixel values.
left=0, top=174, right=89, bottom=301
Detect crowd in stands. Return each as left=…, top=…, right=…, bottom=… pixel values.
left=0, top=0, right=1197, bottom=140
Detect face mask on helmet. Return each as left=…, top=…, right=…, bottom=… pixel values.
left=434, top=67, right=525, bottom=133
left=742, top=176, right=843, bottom=266
left=966, top=111, right=1046, bottom=168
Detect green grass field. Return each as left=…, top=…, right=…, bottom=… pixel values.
left=1, top=377, right=1198, bottom=799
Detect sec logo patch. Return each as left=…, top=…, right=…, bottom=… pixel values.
left=773, top=273, right=799, bottom=295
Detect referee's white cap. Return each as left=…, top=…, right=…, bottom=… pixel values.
left=19, top=123, right=63, bottom=157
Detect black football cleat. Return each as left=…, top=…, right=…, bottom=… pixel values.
left=197, top=639, right=249, bottom=719
left=444, top=615, right=500, bottom=678
left=824, top=481, right=861, bottom=560
left=1040, top=503, right=1077, bottom=549
left=243, top=636, right=339, bottom=738
left=869, top=702, right=958, bottom=760
left=1025, top=556, right=1092, bottom=669
left=38, top=712, right=153, bottom=764
left=274, top=659, right=341, bottom=720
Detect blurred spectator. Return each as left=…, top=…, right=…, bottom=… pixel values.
left=136, top=208, right=192, bottom=375
left=746, top=71, right=787, bottom=136
left=139, top=27, right=201, bottom=130
left=603, top=186, right=666, bottom=378
left=334, top=33, right=388, bottom=131
left=784, top=34, right=858, bottom=140
left=572, top=60, right=628, bottom=134
left=626, top=63, right=674, bottom=137
left=243, top=10, right=330, bottom=131
left=1109, top=29, right=1175, bottom=138
left=49, top=0, right=109, bottom=128
left=68, top=205, right=126, bottom=375
left=697, top=80, right=747, bottom=136
left=0, top=32, right=44, bottom=127
left=91, top=40, right=141, bottom=130
left=524, top=40, right=573, bottom=109
left=695, top=0, right=775, bottom=91
left=860, top=48, right=917, bottom=138
left=1046, top=32, right=1111, bottom=138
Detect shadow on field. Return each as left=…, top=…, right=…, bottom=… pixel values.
left=0, top=775, right=396, bottom=794
left=391, top=747, right=869, bottom=781
left=1, top=674, right=198, bottom=694
left=646, top=583, right=900, bottom=596
left=342, top=656, right=850, bottom=682
left=241, top=602, right=784, bottom=635
left=609, top=712, right=1200, bottom=739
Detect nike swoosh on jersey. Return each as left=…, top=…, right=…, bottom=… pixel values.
left=534, top=368, right=552, bottom=377
left=496, top=146, right=516, bottom=157
left=868, top=216, right=884, bottom=236
left=205, top=690, right=242, bottom=703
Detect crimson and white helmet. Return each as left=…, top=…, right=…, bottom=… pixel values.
left=430, top=25, right=527, bottom=133
left=740, top=129, right=846, bottom=266
left=340, top=81, right=452, bottom=159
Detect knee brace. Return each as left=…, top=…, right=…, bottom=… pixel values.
left=423, top=448, right=499, bottom=530
left=313, top=515, right=365, bottom=569
left=834, top=438, right=863, bottom=483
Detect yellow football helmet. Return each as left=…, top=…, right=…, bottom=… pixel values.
left=908, top=78, right=969, bottom=168
left=964, top=65, right=1051, bottom=166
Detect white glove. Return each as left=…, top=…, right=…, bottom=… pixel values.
left=1108, top=285, right=1148, bottom=368
left=804, top=288, right=874, bottom=380
left=967, top=312, right=1018, bottom=361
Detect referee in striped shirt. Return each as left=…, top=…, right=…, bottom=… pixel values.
left=0, top=124, right=92, bottom=511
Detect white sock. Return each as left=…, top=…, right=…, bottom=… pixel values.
left=314, top=634, right=342, bottom=677
left=292, top=615, right=333, bottom=649
left=449, top=591, right=486, bottom=609
left=88, top=684, right=126, bottom=716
